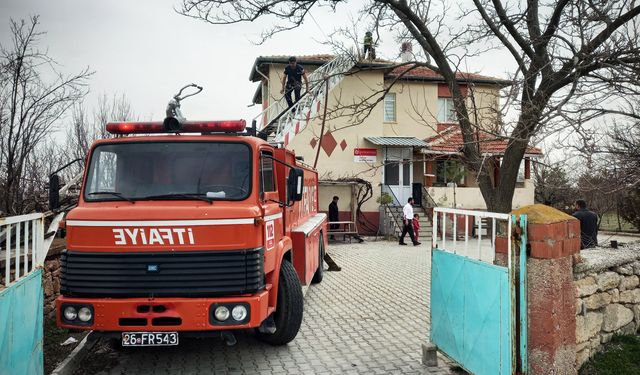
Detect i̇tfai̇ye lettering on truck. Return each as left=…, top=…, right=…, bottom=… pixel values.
left=51, top=116, right=327, bottom=347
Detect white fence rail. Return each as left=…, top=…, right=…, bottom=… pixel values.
left=432, top=207, right=512, bottom=268
left=1, top=213, right=46, bottom=287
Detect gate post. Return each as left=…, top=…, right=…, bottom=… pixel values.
left=512, top=204, right=581, bottom=374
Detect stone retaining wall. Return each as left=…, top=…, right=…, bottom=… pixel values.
left=42, top=241, right=65, bottom=318
left=574, top=245, right=640, bottom=367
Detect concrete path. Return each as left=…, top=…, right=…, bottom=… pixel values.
left=74, top=241, right=456, bottom=374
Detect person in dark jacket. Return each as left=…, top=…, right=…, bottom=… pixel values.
left=572, top=199, right=598, bottom=249
left=280, top=56, right=309, bottom=110
left=328, top=196, right=340, bottom=240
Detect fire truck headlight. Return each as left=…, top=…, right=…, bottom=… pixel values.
left=214, top=306, right=230, bottom=321
left=232, top=305, right=247, bottom=321
left=78, top=307, right=93, bottom=322
left=63, top=306, right=77, bottom=321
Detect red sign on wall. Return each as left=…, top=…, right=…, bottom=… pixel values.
left=354, top=148, right=377, bottom=162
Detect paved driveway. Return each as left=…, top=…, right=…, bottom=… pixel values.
left=75, top=241, right=454, bottom=374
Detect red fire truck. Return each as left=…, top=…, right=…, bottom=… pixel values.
left=51, top=117, right=327, bottom=346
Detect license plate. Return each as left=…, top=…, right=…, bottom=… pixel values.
left=122, top=332, right=179, bottom=347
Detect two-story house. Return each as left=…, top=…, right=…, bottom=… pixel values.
left=248, top=54, right=541, bottom=234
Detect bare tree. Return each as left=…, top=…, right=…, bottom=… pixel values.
left=179, top=0, right=640, bottom=212
left=533, top=160, right=575, bottom=209
left=0, top=16, right=92, bottom=215
left=66, top=93, right=136, bottom=164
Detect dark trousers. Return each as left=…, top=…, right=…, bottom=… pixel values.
left=400, top=219, right=417, bottom=244
left=285, top=84, right=301, bottom=108
left=329, top=222, right=338, bottom=239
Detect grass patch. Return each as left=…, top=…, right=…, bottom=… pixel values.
left=580, top=335, right=640, bottom=375
left=599, top=212, right=638, bottom=232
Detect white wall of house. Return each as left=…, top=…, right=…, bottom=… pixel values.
left=426, top=179, right=535, bottom=210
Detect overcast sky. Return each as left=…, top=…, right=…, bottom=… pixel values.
left=1, top=0, right=519, bottom=127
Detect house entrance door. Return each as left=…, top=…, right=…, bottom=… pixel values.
left=383, top=148, right=413, bottom=206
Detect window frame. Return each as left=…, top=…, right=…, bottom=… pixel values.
left=383, top=92, right=397, bottom=122
left=83, top=140, right=253, bottom=202
left=437, top=97, right=457, bottom=123
left=259, top=150, right=277, bottom=194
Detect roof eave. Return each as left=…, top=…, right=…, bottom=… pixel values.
left=385, top=75, right=512, bottom=87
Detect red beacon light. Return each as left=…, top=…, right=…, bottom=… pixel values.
left=106, top=120, right=247, bottom=134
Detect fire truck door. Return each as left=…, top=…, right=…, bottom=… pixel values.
left=259, top=151, right=282, bottom=265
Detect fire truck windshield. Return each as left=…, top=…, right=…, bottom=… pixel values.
left=84, top=141, right=251, bottom=202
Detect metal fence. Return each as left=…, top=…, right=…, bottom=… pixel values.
left=1, top=213, right=46, bottom=287
left=431, top=207, right=511, bottom=263
left=430, top=207, right=527, bottom=375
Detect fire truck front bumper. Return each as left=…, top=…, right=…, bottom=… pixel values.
left=56, top=290, right=271, bottom=332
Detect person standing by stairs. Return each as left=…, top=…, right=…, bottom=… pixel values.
left=280, top=56, right=310, bottom=110
left=399, top=197, right=420, bottom=246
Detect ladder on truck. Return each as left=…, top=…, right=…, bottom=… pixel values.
left=254, top=53, right=357, bottom=148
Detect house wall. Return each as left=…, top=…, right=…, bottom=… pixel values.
left=426, top=179, right=535, bottom=209
left=285, top=69, right=386, bottom=215
left=384, top=81, right=438, bottom=136
left=467, top=85, right=501, bottom=132
left=258, top=61, right=511, bottom=224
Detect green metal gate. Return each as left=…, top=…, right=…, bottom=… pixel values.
left=430, top=208, right=528, bottom=375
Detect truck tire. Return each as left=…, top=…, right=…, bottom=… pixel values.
left=256, top=260, right=303, bottom=345
left=311, top=233, right=324, bottom=284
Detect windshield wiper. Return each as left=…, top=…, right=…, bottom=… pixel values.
left=139, top=193, right=213, bottom=204
left=88, top=191, right=136, bottom=203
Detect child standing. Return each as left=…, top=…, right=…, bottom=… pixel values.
left=413, top=213, right=420, bottom=242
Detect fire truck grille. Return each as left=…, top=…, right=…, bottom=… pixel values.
left=60, top=248, right=264, bottom=298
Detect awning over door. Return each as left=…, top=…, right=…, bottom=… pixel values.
left=365, top=136, right=428, bottom=147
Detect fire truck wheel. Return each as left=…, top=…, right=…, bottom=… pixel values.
left=256, top=260, right=303, bottom=345
left=311, top=233, right=324, bottom=284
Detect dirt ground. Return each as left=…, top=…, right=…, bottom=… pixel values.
left=44, top=315, right=88, bottom=374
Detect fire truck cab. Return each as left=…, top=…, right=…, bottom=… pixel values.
left=52, top=119, right=327, bottom=346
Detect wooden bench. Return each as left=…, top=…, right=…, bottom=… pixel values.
left=327, top=221, right=360, bottom=243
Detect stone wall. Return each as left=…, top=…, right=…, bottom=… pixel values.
left=42, top=240, right=65, bottom=318
left=574, top=244, right=640, bottom=367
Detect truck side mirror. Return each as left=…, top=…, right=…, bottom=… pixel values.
left=288, top=168, right=304, bottom=202
left=49, top=174, right=60, bottom=210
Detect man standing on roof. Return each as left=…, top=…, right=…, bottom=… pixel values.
left=281, top=56, right=310, bottom=110
left=363, top=32, right=374, bottom=60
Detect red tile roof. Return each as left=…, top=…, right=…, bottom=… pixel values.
left=425, top=125, right=543, bottom=156
left=249, top=55, right=509, bottom=84
left=386, top=65, right=510, bottom=85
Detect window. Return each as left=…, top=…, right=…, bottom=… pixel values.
left=435, top=160, right=465, bottom=186
left=384, top=161, right=400, bottom=185
left=260, top=151, right=276, bottom=192
left=437, top=98, right=457, bottom=123
left=87, top=151, right=118, bottom=193
left=84, top=142, right=251, bottom=201
left=402, top=160, right=410, bottom=186
left=516, top=160, right=526, bottom=186
left=384, top=93, right=396, bottom=122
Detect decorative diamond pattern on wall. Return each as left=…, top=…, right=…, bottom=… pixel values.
left=321, top=131, right=338, bottom=157
left=310, top=138, right=317, bottom=149
left=340, top=139, right=347, bottom=151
